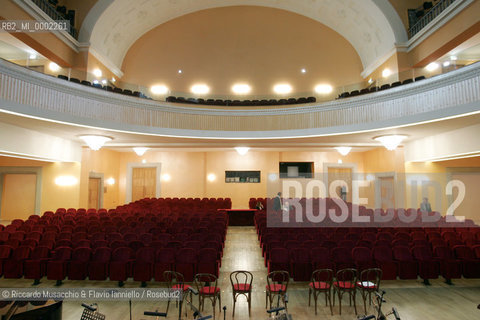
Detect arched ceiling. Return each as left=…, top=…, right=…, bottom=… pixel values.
left=80, top=0, right=407, bottom=74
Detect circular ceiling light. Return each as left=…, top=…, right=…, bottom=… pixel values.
left=133, top=147, right=149, bottom=156
left=334, top=147, right=352, bottom=156
left=382, top=68, right=391, bottom=78
left=191, top=84, right=210, bottom=95
left=93, top=68, right=102, bottom=77
left=374, top=135, right=407, bottom=150
left=49, top=62, right=60, bottom=72
left=232, top=84, right=251, bottom=94
left=425, top=62, right=439, bottom=72
left=301, top=68, right=306, bottom=73
left=314, top=84, right=333, bottom=94
left=151, top=85, right=169, bottom=95
left=273, top=83, right=292, bottom=95
left=79, top=135, right=112, bottom=151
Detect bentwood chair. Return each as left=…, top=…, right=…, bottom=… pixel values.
left=163, top=271, right=192, bottom=317
left=230, top=270, right=253, bottom=317
left=308, top=269, right=334, bottom=315
left=356, top=268, right=382, bottom=314
left=333, top=268, right=357, bottom=315
left=194, top=273, right=222, bottom=319
left=266, top=270, right=289, bottom=311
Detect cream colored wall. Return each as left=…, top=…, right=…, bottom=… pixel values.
left=79, top=148, right=120, bottom=209
left=1, top=174, right=36, bottom=220
left=121, top=6, right=364, bottom=97
left=0, top=156, right=81, bottom=214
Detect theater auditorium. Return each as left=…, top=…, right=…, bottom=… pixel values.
left=0, top=0, right=480, bottom=319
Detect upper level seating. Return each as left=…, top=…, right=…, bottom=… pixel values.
left=165, top=96, right=317, bottom=106
left=56, top=75, right=150, bottom=99
left=0, top=197, right=230, bottom=284
left=337, top=76, right=426, bottom=99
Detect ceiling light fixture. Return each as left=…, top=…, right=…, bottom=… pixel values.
left=443, top=61, right=450, bottom=67
left=151, top=85, right=169, bottom=95
left=79, top=135, right=112, bottom=151
left=382, top=68, right=391, bottom=78
left=93, top=68, right=102, bottom=77
left=29, top=53, right=37, bottom=59
left=425, top=62, right=439, bottom=72
left=207, top=173, right=216, bottom=182
left=49, top=62, right=60, bottom=72
left=374, top=135, right=407, bottom=150
left=235, top=147, right=250, bottom=155
left=335, top=147, right=352, bottom=156
left=191, top=84, right=209, bottom=95
left=314, top=84, right=333, bottom=94
left=450, top=56, right=457, bottom=61
left=368, top=78, right=373, bottom=84
left=273, top=84, right=292, bottom=94
left=301, top=68, right=306, bottom=73
left=111, top=77, right=116, bottom=83
left=133, top=147, right=149, bottom=156
left=178, top=69, right=182, bottom=74
left=232, top=84, right=251, bottom=94
left=101, top=79, right=107, bottom=85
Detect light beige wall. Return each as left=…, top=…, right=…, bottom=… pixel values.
left=0, top=156, right=81, bottom=213
left=1, top=174, right=36, bottom=220
left=121, top=6, right=364, bottom=96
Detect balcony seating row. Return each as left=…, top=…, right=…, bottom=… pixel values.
left=165, top=96, right=317, bottom=106
left=337, top=76, right=426, bottom=99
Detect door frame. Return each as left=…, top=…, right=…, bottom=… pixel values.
left=125, top=162, right=161, bottom=203
left=88, top=172, right=104, bottom=209
left=374, top=171, right=397, bottom=209
left=0, top=166, right=42, bottom=217
left=323, top=163, right=357, bottom=199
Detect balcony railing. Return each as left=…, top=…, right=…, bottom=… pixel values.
left=30, top=0, right=78, bottom=39
left=409, top=0, right=457, bottom=38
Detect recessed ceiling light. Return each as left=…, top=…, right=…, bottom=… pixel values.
left=425, top=62, right=439, bottom=72
left=93, top=68, right=102, bottom=77
left=178, top=69, right=182, bottom=74
left=101, top=79, right=107, bottom=85
left=93, top=80, right=99, bottom=84
left=368, top=78, right=373, bottom=84
left=49, top=62, right=60, bottom=72
left=273, top=83, right=292, bottom=94
left=151, top=85, right=169, bottom=95
left=29, top=53, right=37, bottom=59
left=443, top=61, right=450, bottom=67
left=232, top=84, right=251, bottom=94
left=314, top=84, right=333, bottom=94
left=450, top=56, right=457, bottom=61
left=382, top=68, right=391, bottom=78
left=111, top=77, right=116, bottom=82
left=301, top=68, right=306, bottom=73
left=191, top=84, right=209, bottom=95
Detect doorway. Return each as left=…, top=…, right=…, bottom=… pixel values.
left=126, top=163, right=162, bottom=203
left=379, top=176, right=395, bottom=209
left=327, top=167, right=353, bottom=202
left=88, top=177, right=101, bottom=209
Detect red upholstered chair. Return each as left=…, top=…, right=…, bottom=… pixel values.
left=164, top=271, right=192, bottom=317
left=372, top=246, right=397, bottom=280
left=10, top=231, right=26, bottom=242
left=154, top=248, right=175, bottom=281
left=55, top=240, right=72, bottom=248
left=433, top=246, right=461, bottom=284
left=333, top=268, right=357, bottom=315
left=175, top=248, right=197, bottom=282
left=230, top=270, right=253, bottom=317
left=19, top=239, right=38, bottom=250
left=92, top=240, right=109, bottom=249
left=356, top=268, right=382, bottom=314
left=88, top=247, right=111, bottom=280
left=73, top=239, right=91, bottom=249
left=24, top=246, right=50, bottom=284
left=290, top=247, right=312, bottom=281
left=392, top=246, right=418, bottom=279
left=412, top=246, right=439, bottom=284
left=352, top=247, right=376, bottom=271
left=3, top=246, right=31, bottom=278
left=47, top=246, right=72, bottom=285
left=110, top=240, right=128, bottom=250
left=311, top=247, right=333, bottom=270
left=195, top=273, right=222, bottom=318
left=268, top=248, right=290, bottom=273
left=133, top=247, right=156, bottom=286
left=332, top=247, right=355, bottom=271
left=109, top=247, right=133, bottom=286
left=0, top=232, right=10, bottom=244
left=26, top=231, right=42, bottom=242
left=197, top=248, right=219, bottom=277
left=453, top=245, right=480, bottom=278
left=308, top=269, right=333, bottom=315
left=68, top=247, right=91, bottom=280
left=265, top=270, right=289, bottom=310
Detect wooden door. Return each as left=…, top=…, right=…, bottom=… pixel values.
left=88, top=177, right=101, bottom=209
left=328, top=167, right=352, bottom=202
left=1, top=174, right=36, bottom=221
left=132, top=167, right=157, bottom=201
left=379, top=176, right=395, bottom=209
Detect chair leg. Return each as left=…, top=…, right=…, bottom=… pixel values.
left=218, top=293, right=222, bottom=312
left=166, top=298, right=170, bottom=314
left=308, top=288, right=311, bottom=306
left=327, top=290, right=333, bottom=315
left=314, top=291, right=318, bottom=315
left=363, top=291, right=367, bottom=314
left=338, top=291, right=342, bottom=315
left=232, top=293, right=236, bottom=317
left=248, top=292, right=251, bottom=316
left=353, top=290, right=357, bottom=315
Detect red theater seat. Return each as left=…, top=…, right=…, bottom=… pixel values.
left=88, top=247, right=111, bottom=280
left=47, top=246, right=72, bottom=284
left=68, top=247, right=91, bottom=280
left=3, top=246, right=31, bottom=278
left=393, top=246, right=418, bottom=279
left=372, top=246, right=397, bottom=280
